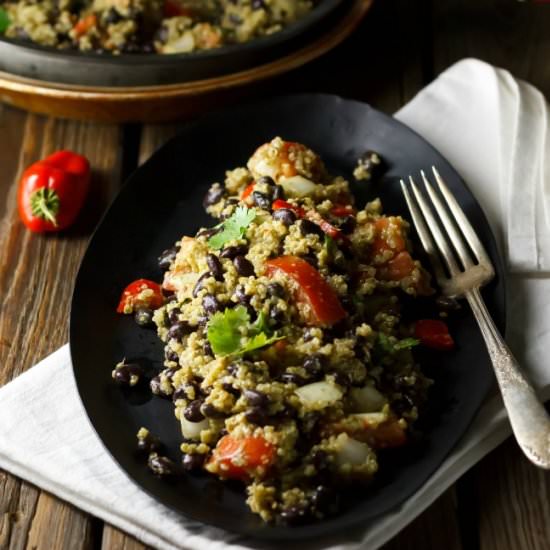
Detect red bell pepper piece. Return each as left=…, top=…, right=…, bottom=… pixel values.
left=415, top=319, right=455, bottom=350
left=17, top=150, right=91, bottom=233
left=265, top=255, right=347, bottom=326
left=330, top=204, right=357, bottom=217
left=117, top=279, right=164, bottom=314
left=272, top=199, right=305, bottom=217
left=305, top=210, right=348, bottom=242
left=240, top=182, right=256, bottom=201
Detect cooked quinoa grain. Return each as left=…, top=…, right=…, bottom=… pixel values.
left=0, top=0, right=316, bottom=54
left=117, top=137, right=439, bottom=523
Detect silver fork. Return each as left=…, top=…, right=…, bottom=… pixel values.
left=401, top=167, right=550, bottom=469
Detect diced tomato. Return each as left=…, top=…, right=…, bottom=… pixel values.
left=265, top=256, right=347, bottom=327
left=330, top=204, right=356, bottom=217
left=364, top=417, right=407, bottom=448
left=376, top=251, right=416, bottom=281
left=272, top=199, right=305, bottom=217
left=207, top=435, right=275, bottom=480
left=240, top=182, right=255, bottom=201
left=163, top=0, right=193, bottom=17
left=117, top=279, right=163, bottom=314
left=415, top=319, right=455, bottom=350
left=73, top=14, right=97, bottom=38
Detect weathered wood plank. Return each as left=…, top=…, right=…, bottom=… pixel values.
left=101, top=525, right=150, bottom=550
left=0, top=106, right=122, bottom=550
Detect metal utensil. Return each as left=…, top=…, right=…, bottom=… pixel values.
left=401, top=166, right=550, bottom=468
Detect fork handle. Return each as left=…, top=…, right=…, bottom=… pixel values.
left=466, top=287, right=550, bottom=468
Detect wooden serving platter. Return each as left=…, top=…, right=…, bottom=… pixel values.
left=0, top=0, right=372, bottom=122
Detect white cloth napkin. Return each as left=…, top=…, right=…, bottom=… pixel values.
left=1, top=58, right=550, bottom=550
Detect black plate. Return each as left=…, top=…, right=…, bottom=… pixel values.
left=70, top=94, right=505, bottom=540
left=0, top=0, right=347, bottom=87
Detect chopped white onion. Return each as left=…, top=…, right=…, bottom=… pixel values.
left=295, top=381, right=343, bottom=410
left=334, top=435, right=370, bottom=466
left=350, top=386, right=387, bottom=413
left=180, top=416, right=209, bottom=440
left=279, top=175, right=317, bottom=197
left=351, top=412, right=388, bottom=428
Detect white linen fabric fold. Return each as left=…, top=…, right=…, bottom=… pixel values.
left=1, top=58, right=549, bottom=550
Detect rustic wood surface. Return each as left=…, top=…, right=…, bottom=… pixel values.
left=1, top=0, right=550, bottom=548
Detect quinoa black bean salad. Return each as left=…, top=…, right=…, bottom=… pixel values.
left=0, top=0, right=315, bottom=54
left=113, top=137, right=458, bottom=524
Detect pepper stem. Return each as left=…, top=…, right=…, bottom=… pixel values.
left=30, top=188, right=60, bottom=226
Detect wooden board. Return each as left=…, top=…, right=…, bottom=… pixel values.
left=0, top=0, right=372, bottom=123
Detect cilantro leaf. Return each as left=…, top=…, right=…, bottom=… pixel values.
left=393, top=337, right=420, bottom=350
left=324, top=234, right=336, bottom=257
left=207, top=306, right=249, bottom=356
left=0, top=8, right=10, bottom=34
left=208, top=207, right=256, bottom=250
left=207, top=304, right=285, bottom=357
left=238, top=332, right=284, bottom=355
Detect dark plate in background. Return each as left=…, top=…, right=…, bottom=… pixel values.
left=0, top=0, right=347, bottom=87
left=70, top=94, right=505, bottom=540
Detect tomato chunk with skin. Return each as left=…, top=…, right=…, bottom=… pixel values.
left=377, top=251, right=416, bottom=281
left=240, top=182, right=255, bottom=200
left=415, top=319, right=455, bottom=350
left=265, top=256, right=347, bottom=326
left=207, top=435, right=275, bottom=480
left=117, top=279, right=163, bottom=314
left=371, top=217, right=406, bottom=260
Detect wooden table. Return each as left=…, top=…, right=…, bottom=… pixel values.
left=1, top=0, right=550, bottom=548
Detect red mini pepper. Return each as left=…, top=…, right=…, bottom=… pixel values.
left=18, top=150, right=91, bottom=233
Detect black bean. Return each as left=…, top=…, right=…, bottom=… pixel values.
left=280, top=505, right=309, bottom=525
left=158, top=246, right=178, bottom=270
left=301, top=254, right=318, bottom=269
left=162, top=366, right=179, bottom=380
left=137, top=432, right=162, bottom=454
left=310, top=485, right=338, bottom=515
left=113, top=363, right=143, bottom=386
left=303, top=354, right=324, bottom=376
left=300, top=219, right=324, bottom=237
left=105, top=7, right=122, bottom=24
left=196, top=227, right=220, bottom=239
left=172, top=386, right=187, bottom=402
left=192, top=272, right=211, bottom=297
left=332, top=371, right=349, bottom=387
left=202, top=294, right=220, bottom=316
left=252, top=191, right=271, bottom=210
left=203, top=341, right=214, bottom=357
left=233, top=284, right=250, bottom=303
left=227, top=363, right=239, bottom=375
left=272, top=208, right=296, bottom=226
left=311, top=449, right=330, bottom=471
left=134, top=307, right=154, bottom=327
left=203, top=183, right=225, bottom=208
left=266, top=282, right=285, bottom=298
left=197, top=315, right=209, bottom=327
left=206, top=254, right=223, bottom=281
left=245, top=303, right=257, bottom=322
left=257, top=175, right=275, bottom=186
left=165, top=293, right=177, bottom=303
left=167, top=321, right=191, bottom=341
left=182, top=453, right=205, bottom=471
left=269, top=307, right=285, bottom=327
left=244, top=389, right=269, bottom=407
left=357, top=150, right=386, bottom=181
left=222, top=382, right=240, bottom=396
left=168, top=307, right=181, bottom=325
left=303, top=327, right=319, bottom=342
left=280, top=372, right=306, bottom=386
left=435, top=296, right=462, bottom=311
left=233, top=256, right=255, bottom=277
left=201, top=403, right=225, bottom=419
left=339, top=215, right=356, bottom=234
left=165, top=349, right=179, bottom=363
left=184, top=399, right=205, bottom=422
left=148, top=453, right=177, bottom=477
left=220, top=244, right=248, bottom=259
left=272, top=185, right=285, bottom=201
left=245, top=407, right=268, bottom=425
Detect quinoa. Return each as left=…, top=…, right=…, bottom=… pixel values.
left=121, top=137, right=438, bottom=524
left=0, top=0, right=316, bottom=54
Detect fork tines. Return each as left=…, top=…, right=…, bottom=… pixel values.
left=400, top=167, right=494, bottom=296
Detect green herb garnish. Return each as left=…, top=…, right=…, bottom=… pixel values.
left=207, top=305, right=283, bottom=357
left=377, top=333, right=419, bottom=354
left=0, top=8, right=11, bottom=34
left=324, top=234, right=336, bottom=257
left=208, top=206, right=256, bottom=250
